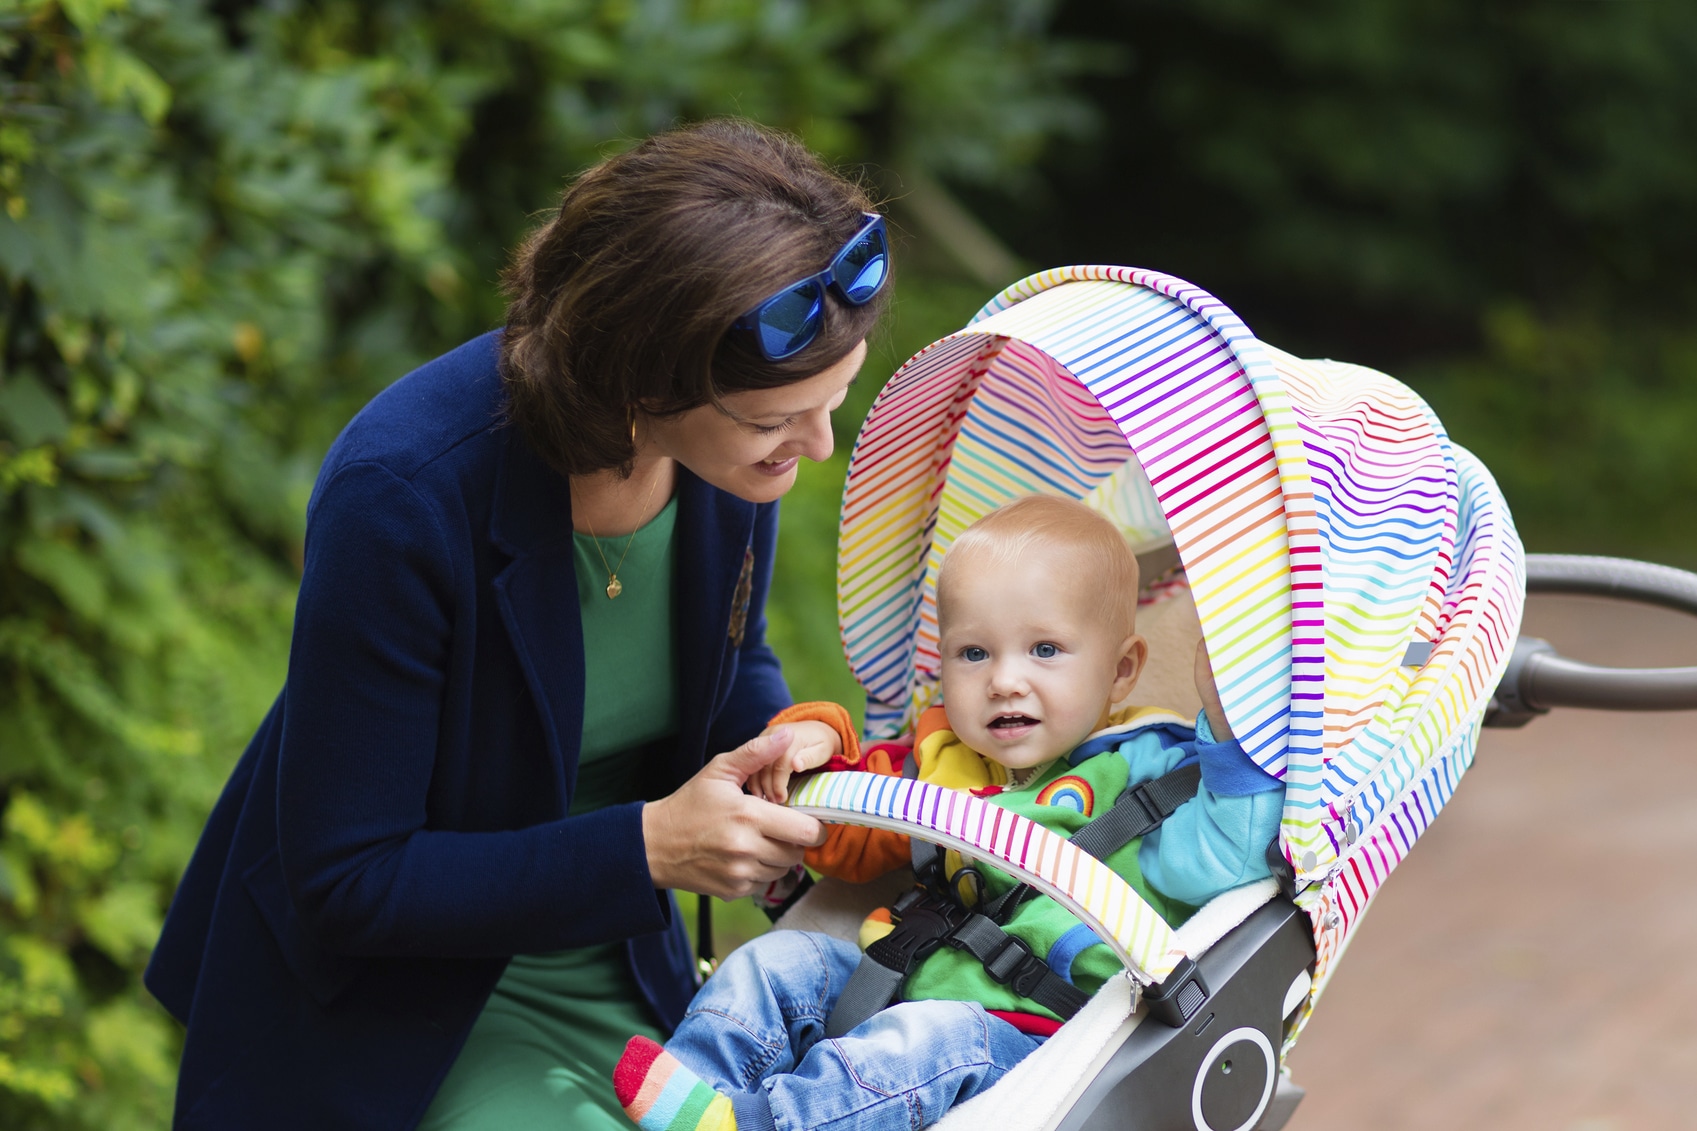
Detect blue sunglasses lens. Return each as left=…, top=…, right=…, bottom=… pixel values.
left=832, top=224, right=888, bottom=305
left=738, top=216, right=888, bottom=359
left=754, top=280, right=826, bottom=360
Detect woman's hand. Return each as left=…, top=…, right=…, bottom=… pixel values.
left=747, top=720, right=842, bottom=804
left=642, top=728, right=827, bottom=900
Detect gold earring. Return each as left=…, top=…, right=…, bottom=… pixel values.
left=629, top=411, right=638, bottom=447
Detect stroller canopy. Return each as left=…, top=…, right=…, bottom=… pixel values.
left=833, top=266, right=1525, bottom=1006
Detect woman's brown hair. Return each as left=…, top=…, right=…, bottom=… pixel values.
left=500, top=118, right=889, bottom=477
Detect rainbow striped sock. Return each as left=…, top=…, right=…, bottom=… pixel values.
left=613, top=1036, right=737, bottom=1131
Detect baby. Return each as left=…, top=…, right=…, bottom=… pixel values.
left=614, top=495, right=1284, bottom=1131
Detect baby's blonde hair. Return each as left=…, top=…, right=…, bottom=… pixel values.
left=938, top=495, right=1141, bottom=635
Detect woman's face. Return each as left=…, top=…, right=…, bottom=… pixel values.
left=644, top=340, right=867, bottom=504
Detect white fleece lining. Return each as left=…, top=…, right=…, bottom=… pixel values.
left=932, top=972, right=1137, bottom=1131
left=1172, top=877, right=1280, bottom=958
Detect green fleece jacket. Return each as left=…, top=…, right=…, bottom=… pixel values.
left=896, top=713, right=1283, bottom=1019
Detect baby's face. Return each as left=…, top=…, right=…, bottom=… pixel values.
left=938, top=544, right=1144, bottom=770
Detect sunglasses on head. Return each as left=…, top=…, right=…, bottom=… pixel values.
left=734, top=212, right=889, bottom=361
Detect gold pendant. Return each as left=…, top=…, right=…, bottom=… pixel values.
left=605, top=575, right=623, bottom=599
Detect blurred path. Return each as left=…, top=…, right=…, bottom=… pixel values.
left=1285, top=595, right=1697, bottom=1131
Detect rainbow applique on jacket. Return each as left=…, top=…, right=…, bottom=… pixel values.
left=1034, top=775, right=1095, bottom=815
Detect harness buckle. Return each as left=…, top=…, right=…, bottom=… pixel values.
left=975, top=933, right=1050, bottom=998
left=865, top=890, right=972, bottom=971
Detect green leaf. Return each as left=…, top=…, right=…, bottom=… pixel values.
left=15, top=536, right=109, bottom=621
left=0, top=374, right=70, bottom=447
left=77, top=883, right=164, bottom=965
left=81, top=37, right=173, bottom=126
left=85, top=999, right=174, bottom=1088
left=0, top=445, right=60, bottom=492
left=5, top=934, right=77, bottom=996
left=0, top=849, right=41, bottom=917
left=59, top=0, right=131, bottom=34
left=3, top=793, right=119, bottom=875
left=63, top=448, right=152, bottom=480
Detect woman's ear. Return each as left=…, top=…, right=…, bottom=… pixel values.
left=1110, top=634, right=1148, bottom=703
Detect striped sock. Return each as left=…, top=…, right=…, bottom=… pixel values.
left=613, top=1036, right=737, bottom=1131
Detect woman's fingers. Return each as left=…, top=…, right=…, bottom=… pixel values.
left=707, top=728, right=794, bottom=785
left=642, top=734, right=826, bottom=897
left=682, top=825, right=807, bottom=900
left=749, top=797, right=826, bottom=849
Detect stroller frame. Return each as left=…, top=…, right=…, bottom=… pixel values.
left=766, top=266, right=1697, bottom=1130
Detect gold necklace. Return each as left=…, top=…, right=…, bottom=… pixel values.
left=580, top=468, right=662, bottom=599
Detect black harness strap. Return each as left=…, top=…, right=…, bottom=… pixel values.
left=976, top=762, right=1205, bottom=938
left=826, top=887, right=969, bottom=1037
left=1069, top=762, right=1203, bottom=861
left=946, top=913, right=1090, bottom=1018
left=824, top=890, right=1090, bottom=1037
left=911, top=837, right=943, bottom=884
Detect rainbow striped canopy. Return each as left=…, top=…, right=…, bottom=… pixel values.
left=830, top=266, right=1526, bottom=1015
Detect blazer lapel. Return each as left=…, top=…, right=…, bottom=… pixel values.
left=665, top=468, right=756, bottom=789
left=490, top=429, right=580, bottom=810
left=489, top=435, right=758, bottom=806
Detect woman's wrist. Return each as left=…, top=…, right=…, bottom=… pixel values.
left=640, top=797, right=675, bottom=890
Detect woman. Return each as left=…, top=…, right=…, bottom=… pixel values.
left=145, top=119, right=891, bottom=1130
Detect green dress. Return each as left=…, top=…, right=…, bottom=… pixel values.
left=419, top=497, right=680, bottom=1130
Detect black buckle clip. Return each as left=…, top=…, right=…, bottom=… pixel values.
left=868, top=891, right=971, bottom=971
left=977, top=934, right=1050, bottom=998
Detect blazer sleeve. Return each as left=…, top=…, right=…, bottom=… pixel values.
left=705, top=498, right=792, bottom=755
left=276, top=461, right=668, bottom=957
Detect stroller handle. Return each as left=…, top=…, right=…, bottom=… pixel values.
left=1525, top=553, right=1697, bottom=616
left=1486, top=554, right=1697, bottom=725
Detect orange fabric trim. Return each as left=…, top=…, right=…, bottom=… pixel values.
left=806, top=822, right=910, bottom=883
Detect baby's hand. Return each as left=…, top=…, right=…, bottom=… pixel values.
left=1194, top=639, right=1235, bottom=742
left=748, top=720, right=843, bottom=803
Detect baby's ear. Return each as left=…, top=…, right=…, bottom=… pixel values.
left=1111, top=634, right=1148, bottom=701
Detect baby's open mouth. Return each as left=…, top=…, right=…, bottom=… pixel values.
left=989, top=714, right=1039, bottom=730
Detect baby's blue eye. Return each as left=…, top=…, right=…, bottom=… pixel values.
left=961, top=646, right=989, bottom=663
left=1032, top=643, right=1059, bottom=659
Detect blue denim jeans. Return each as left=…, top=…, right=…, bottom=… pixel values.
left=665, top=930, right=1043, bottom=1131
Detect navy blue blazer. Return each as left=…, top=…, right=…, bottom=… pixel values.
left=144, top=332, right=792, bottom=1129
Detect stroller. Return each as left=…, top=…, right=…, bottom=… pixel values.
left=762, top=265, right=1697, bottom=1130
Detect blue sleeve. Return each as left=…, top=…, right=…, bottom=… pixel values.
left=1115, top=727, right=1192, bottom=783
left=1129, top=714, right=1285, bottom=907
left=705, top=498, right=792, bottom=754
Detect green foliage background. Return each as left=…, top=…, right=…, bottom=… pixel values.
left=0, top=0, right=1692, bottom=1125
